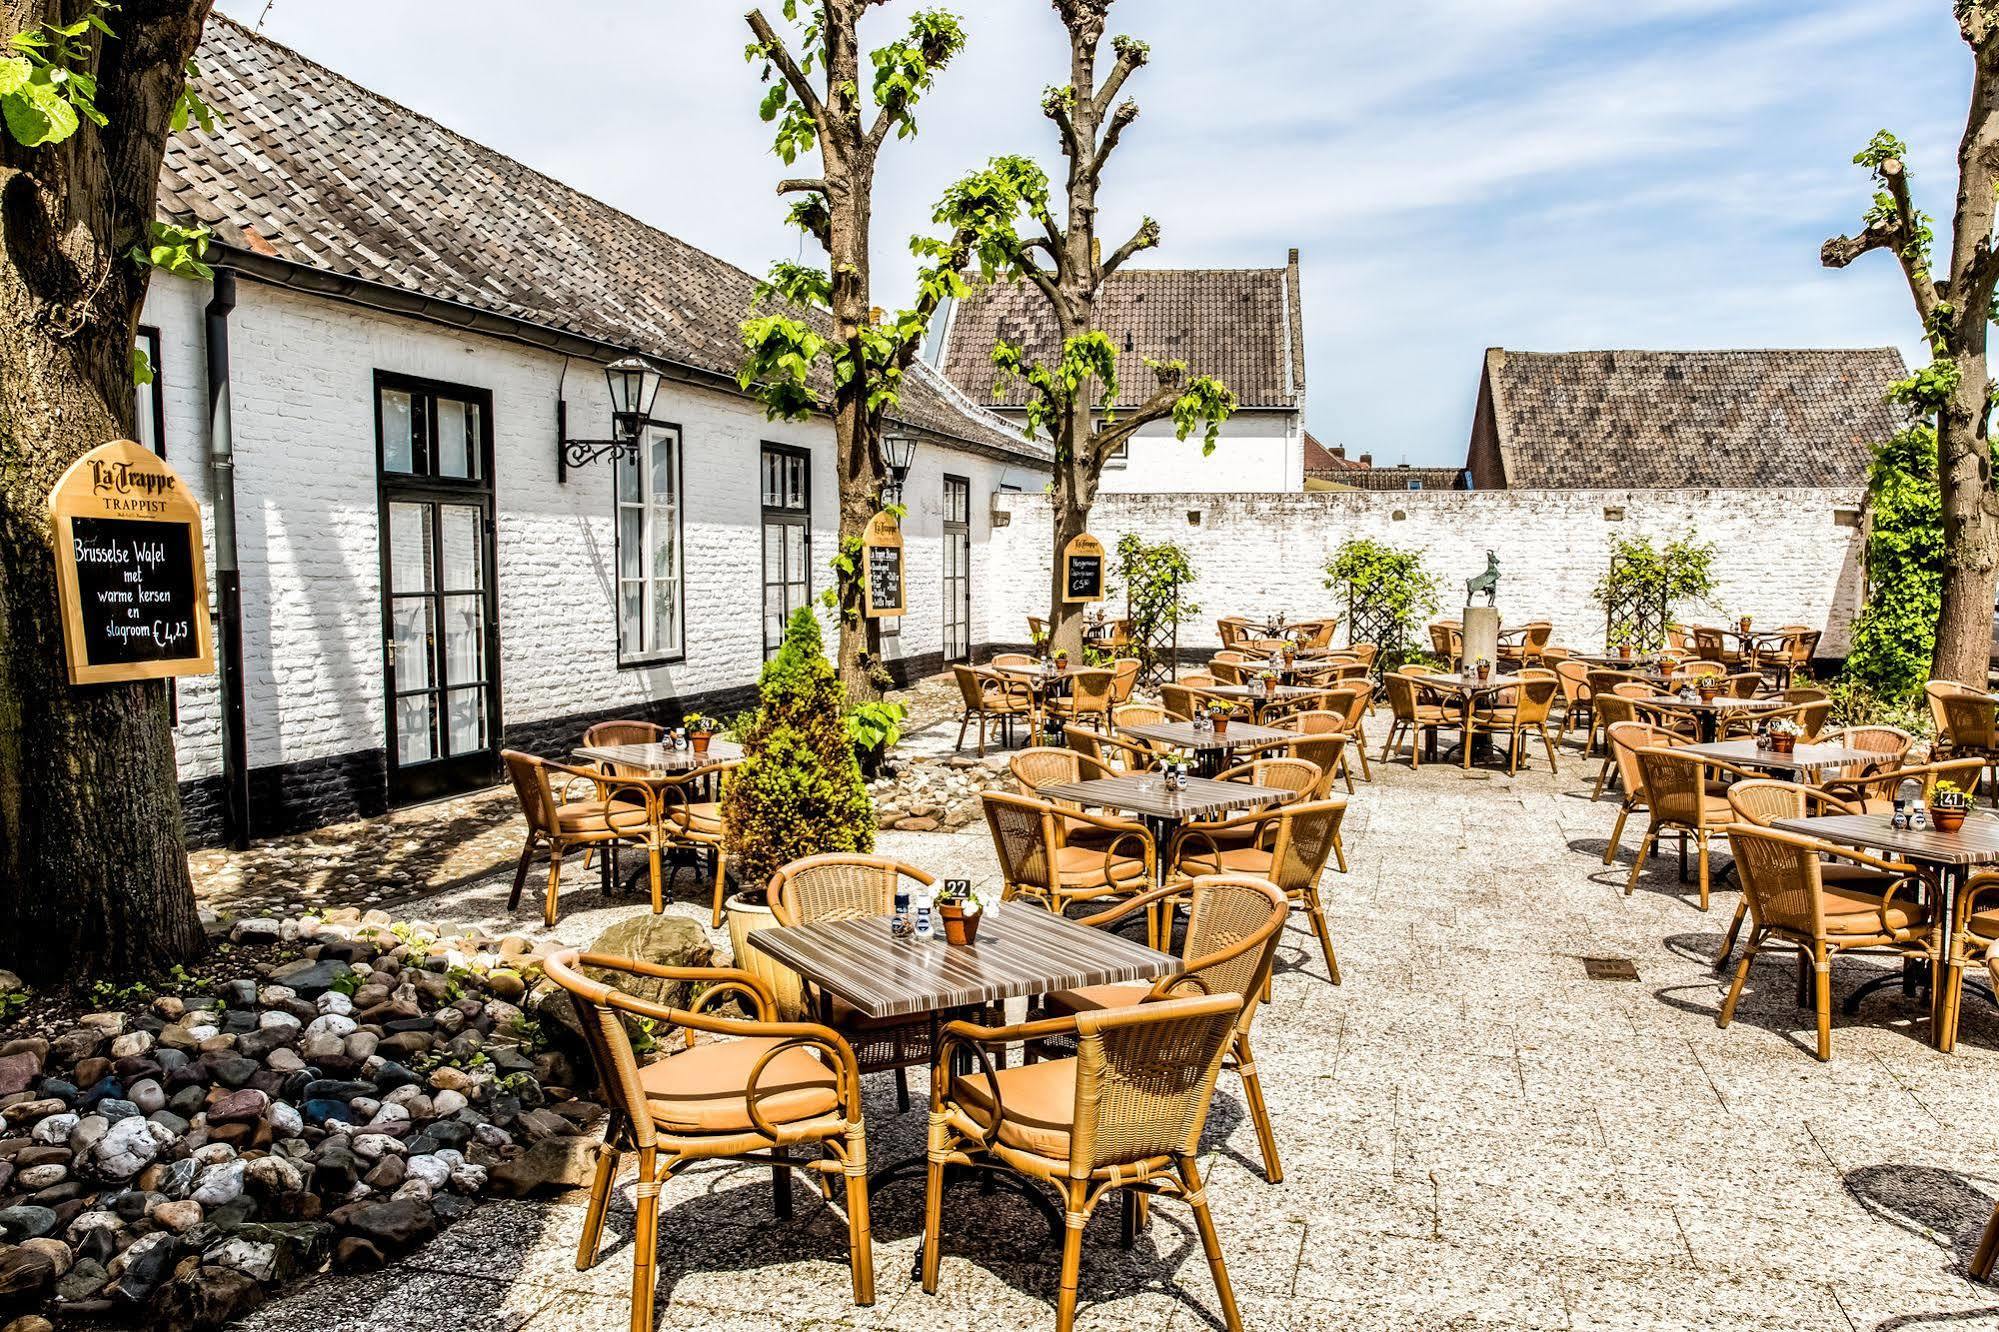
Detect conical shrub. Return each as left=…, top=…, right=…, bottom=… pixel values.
left=721, top=605, right=876, bottom=898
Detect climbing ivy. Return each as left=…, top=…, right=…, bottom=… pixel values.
left=1590, top=532, right=1717, bottom=652
left=1843, top=424, right=1943, bottom=702
left=1113, top=534, right=1199, bottom=682
left=1323, top=538, right=1439, bottom=668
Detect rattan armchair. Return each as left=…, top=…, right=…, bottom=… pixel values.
left=1380, top=671, right=1455, bottom=768
left=1114, top=702, right=1168, bottom=728
left=981, top=791, right=1155, bottom=922
left=1553, top=658, right=1593, bottom=740
left=1497, top=620, right=1552, bottom=668
left=1715, top=779, right=1871, bottom=967
left=919, top=993, right=1247, bottom=1332
left=1467, top=671, right=1560, bottom=775
left=1343, top=641, right=1380, bottom=669
left=1108, top=657, right=1141, bottom=704
left=1285, top=705, right=1367, bottom=793
left=1940, top=869, right=1999, bottom=1053
left=953, top=664, right=1036, bottom=757
left=1723, top=671, right=1764, bottom=699
left=1932, top=689, right=1999, bottom=803
left=1063, top=723, right=1158, bottom=774
left=1209, top=651, right=1251, bottom=686
left=769, top=854, right=942, bottom=1112
left=1429, top=620, right=1462, bottom=659
left=1216, top=616, right=1251, bottom=647
left=503, top=750, right=653, bottom=925
left=1765, top=628, right=1820, bottom=689
left=1046, top=667, right=1117, bottom=733
left=1584, top=670, right=1652, bottom=751
left=544, top=949, right=873, bottom=1327
left=1168, top=798, right=1348, bottom=984
left=1692, top=626, right=1738, bottom=665
left=1598, top=723, right=1686, bottom=863
left=1820, top=725, right=1912, bottom=780
left=1045, top=875, right=1289, bottom=1181
left=1716, top=826, right=1928, bottom=1062
left=1626, top=746, right=1755, bottom=910
left=647, top=761, right=737, bottom=927
left=1818, top=757, right=1987, bottom=813
left=1295, top=617, right=1337, bottom=649
left=1160, top=682, right=1215, bottom=721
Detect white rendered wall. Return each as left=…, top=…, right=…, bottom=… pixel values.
left=982, top=489, right=1866, bottom=655
left=984, top=408, right=1302, bottom=493
left=138, top=273, right=1046, bottom=788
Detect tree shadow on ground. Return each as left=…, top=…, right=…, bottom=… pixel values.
left=1844, top=1162, right=1999, bottom=1297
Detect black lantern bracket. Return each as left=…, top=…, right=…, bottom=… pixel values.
left=556, top=354, right=664, bottom=482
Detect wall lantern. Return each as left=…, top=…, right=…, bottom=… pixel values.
left=880, top=432, right=917, bottom=505
left=556, top=354, right=665, bottom=481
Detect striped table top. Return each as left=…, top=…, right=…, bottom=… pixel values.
left=1642, top=695, right=1785, bottom=714
left=1203, top=683, right=1324, bottom=702
left=1681, top=739, right=1873, bottom=775
left=574, top=740, right=743, bottom=774
left=1038, top=773, right=1283, bottom=822
left=1119, top=720, right=1299, bottom=752
left=745, top=903, right=1181, bottom=1020
left=1772, top=812, right=1999, bottom=867
left=1420, top=672, right=1526, bottom=695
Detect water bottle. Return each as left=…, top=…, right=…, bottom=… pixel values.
left=914, top=890, right=936, bottom=941
left=892, top=881, right=912, bottom=937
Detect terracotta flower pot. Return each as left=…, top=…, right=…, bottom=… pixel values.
left=1934, top=804, right=1969, bottom=833
left=1770, top=734, right=1796, bottom=755
left=939, top=902, right=982, bottom=946
left=724, top=893, right=806, bottom=1021
left=1212, top=716, right=1230, bottom=736
left=691, top=732, right=713, bottom=755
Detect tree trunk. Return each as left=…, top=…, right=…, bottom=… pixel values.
left=1931, top=360, right=1999, bottom=686
left=0, top=0, right=214, bottom=983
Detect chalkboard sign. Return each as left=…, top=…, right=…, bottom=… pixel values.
left=1062, top=532, right=1106, bottom=603
left=50, top=440, right=213, bottom=685
left=862, top=510, right=905, bottom=619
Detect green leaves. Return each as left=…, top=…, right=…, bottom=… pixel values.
left=738, top=313, right=826, bottom=421
left=1845, top=424, right=1942, bottom=702
left=131, top=344, right=154, bottom=388
left=2, top=2, right=115, bottom=148
left=869, top=8, right=966, bottom=139
left=1589, top=532, right=1718, bottom=651
left=1324, top=539, right=1440, bottom=662
left=930, top=154, right=1052, bottom=279
left=171, top=59, right=217, bottom=133
left=1853, top=129, right=1909, bottom=171
left=128, top=221, right=214, bottom=280
left=1153, top=362, right=1235, bottom=453
left=1888, top=358, right=1962, bottom=414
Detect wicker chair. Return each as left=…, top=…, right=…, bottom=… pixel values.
left=1179, top=671, right=1222, bottom=688
left=1716, top=779, right=1874, bottom=967
left=1287, top=705, right=1367, bottom=793
left=1626, top=747, right=1753, bottom=910
left=1933, top=691, right=1999, bottom=803
left=953, top=664, right=1036, bottom=757
left=1766, top=628, right=1820, bottom=689
left=1063, top=723, right=1158, bottom=774
left=1342, top=641, right=1380, bottom=669
left=1323, top=685, right=1375, bottom=786
left=1216, top=616, right=1251, bottom=648
left=1598, top=723, right=1685, bottom=864
left=1044, top=875, right=1289, bottom=1181
left=1467, top=671, right=1560, bottom=775
left=1108, top=658, right=1141, bottom=704
left=1285, top=732, right=1348, bottom=799
left=1379, top=671, right=1454, bottom=768
left=1047, top=667, right=1116, bottom=733
left=1818, top=757, right=1987, bottom=813
left=770, top=854, right=942, bottom=1112
left=1428, top=620, right=1462, bottom=659
left=1497, top=620, right=1552, bottom=668
left=920, top=993, right=1248, bottom=1332
left=1113, top=702, right=1168, bottom=728
left=1295, top=618, right=1337, bottom=650
left=992, top=652, right=1035, bottom=667
left=1821, top=725, right=1913, bottom=780
left=1209, top=652, right=1251, bottom=687
left=1940, top=869, right=1999, bottom=1053
left=544, top=949, right=874, bottom=1327
left=1691, top=626, right=1737, bottom=665
left=1011, top=746, right=1118, bottom=801
left=1168, top=798, right=1348, bottom=984
left=1214, top=756, right=1321, bottom=804
left=579, top=721, right=666, bottom=825
left=1588, top=695, right=1647, bottom=785
left=1584, top=670, right=1652, bottom=751
left=1925, top=678, right=1974, bottom=732
left=647, top=761, right=737, bottom=927
left=1027, top=616, right=1050, bottom=644
left=1553, top=658, right=1593, bottom=740
left=1723, top=671, right=1764, bottom=699
left=502, top=751, right=653, bottom=925
left=981, top=791, right=1154, bottom=921
left=1716, top=826, right=1928, bottom=1062
left=1159, top=683, right=1203, bottom=722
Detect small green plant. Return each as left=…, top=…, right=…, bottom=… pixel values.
left=1844, top=425, right=1941, bottom=705
left=1765, top=717, right=1803, bottom=738
left=1592, top=532, right=1718, bottom=653
left=0, top=990, right=29, bottom=1026
left=683, top=713, right=722, bottom=735
left=628, top=1016, right=660, bottom=1057
left=1823, top=678, right=1931, bottom=737
left=1323, top=538, right=1439, bottom=670
left=328, top=970, right=363, bottom=997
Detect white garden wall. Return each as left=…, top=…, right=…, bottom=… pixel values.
left=983, top=488, right=1867, bottom=655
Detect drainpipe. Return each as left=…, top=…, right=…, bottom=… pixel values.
left=205, top=269, right=250, bottom=850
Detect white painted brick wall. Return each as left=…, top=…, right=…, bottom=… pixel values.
left=140, top=273, right=1047, bottom=786
left=984, top=407, right=1302, bottom=493
left=983, top=489, right=1867, bottom=656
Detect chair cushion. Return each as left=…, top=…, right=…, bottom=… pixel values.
left=1968, top=908, right=1999, bottom=941
left=555, top=800, right=650, bottom=834
left=1177, top=846, right=1273, bottom=877
left=665, top=801, right=722, bottom=835
left=638, top=1037, right=840, bottom=1134
left=1053, top=845, right=1148, bottom=889
left=1046, top=983, right=1148, bottom=1013
left=1820, top=885, right=1929, bottom=934
left=952, top=1057, right=1078, bottom=1159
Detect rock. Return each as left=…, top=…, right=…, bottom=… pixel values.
left=191, top=1160, right=245, bottom=1207
left=94, top=1098, right=138, bottom=1122
left=108, top=1231, right=176, bottom=1302
left=334, top=1199, right=434, bottom=1254
left=149, top=1199, right=204, bottom=1233
left=207, top=1089, right=269, bottom=1125
left=153, top=1265, right=265, bottom=1330
left=0, top=1248, right=55, bottom=1300
left=47, top=1031, right=101, bottom=1067
left=27, top=1116, right=74, bottom=1146
left=243, top=1155, right=304, bottom=1195
left=430, top=1089, right=468, bottom=1118
left=93, top=1116, right=159, bottom=1180
left=362, top=1157, right=404, bottom=1192
left=265, top=1048, right=306, bottom=1075
left=126, top=1079, right=165, bottom=1115
left=4, top=1312, right=54, bottom=1332
left=315, top=991, right=354, bottom=1017
left=1, top=1099, right=63, bottom=1127
left=206, top=1237, right=278, bottom=1283
left=402, top=1154, right=449, bottom=1191
left=0, top=1055, right=41, bottom=1099
left=302, top=1014, right=357, bottom=1042
left=489, top=1134, right=601, bottom=1197
left=208, top=1057, right=258, bottom=1090
left=230, top=918, right=281, bottom=945
left=571, top=915, right=715, bottom=1020
left=0, top=1207, right=57, bottom=1241
left=483, top=970, right=525, bottom=1001
left=54, top=1257, right=106, bottom=1302
left=264, top=1101, right=303, bottom=1136
left=332, top=1236, right=384, bottom=1270
left=14, top=1164, right=64, bottom=1190
left=109, top=1032, right=154, bottom=1060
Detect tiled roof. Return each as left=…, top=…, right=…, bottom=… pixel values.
left=157, top=16, right=1037, bottom=461
left=1303, top=430, right=1365, bottom=475
left=938, top=257, right=1305, bottom=411
left=1478, top=347, right=1908, bottom=488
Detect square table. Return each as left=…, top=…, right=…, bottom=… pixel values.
left=746, top=902, right=1181, bottom=1022
left=1771, top=811, right=1999, bottom=1051
left=1039, top=772, right=1283, bottom=880
left=1118, top=719, right=1299, bottom=777
left=1681, top=739, right=1872, bottom=779
left=1411, top=673, right=1526, bottom=768
left=574, top=739, right=743, bottom=774
left=1639, top=694, right=1785, bottom=743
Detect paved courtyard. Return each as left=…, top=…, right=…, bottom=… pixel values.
left=218, top=720, right=1999, bottom=1331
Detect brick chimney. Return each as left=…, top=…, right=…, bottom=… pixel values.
left=1359, top=452, right=1373, bottom=467
left=1331, top=444, right=1346, bottom=459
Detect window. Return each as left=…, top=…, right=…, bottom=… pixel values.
left=134, top=327, right=164, bottom=457
left=380, top=382, right=484, bottom=480
left=761, top=443, right=812, bottom=656
left=616, top=423, right=684, bottom=662
left=1406, top=480, right=1424, bottom=491
left=1103, top=440, right=1129, bottom=470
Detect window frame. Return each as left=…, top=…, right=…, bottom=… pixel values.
left=372, top=369, right=494, bottom=485
left=134, top=326, right=166, bottom=458
left=760, top=441, right=813, bottom=658
left=614, top=419, right=687, bottom=668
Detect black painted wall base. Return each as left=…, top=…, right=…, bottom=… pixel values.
left=180, top=645, right=975, bottom=849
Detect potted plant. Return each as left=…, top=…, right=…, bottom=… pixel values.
left=1617, top=641, right=1632, bottom=662
left=1053, top=648, right=1071, bottom=673
left=1474, top=656, right=1491, bottom=683
left=1659, top=652, right=1679, bottom=674
left=1739, top=615, right=1753, bottom=633
left=1695, top=674, right=1721, bottom=702
left=935, top=881, right=996, bottom=946
left=683, top=713, right=722, bottom=756
left=1207, top=700, right=1237, bottom=736
left=1258, top=669, right=1279, bottom=698
left=1765, top=716, right=1801, bottom=755
left=1933, top=779, right=1973, bottom=833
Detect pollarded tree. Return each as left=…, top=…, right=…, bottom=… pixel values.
left=1820, top=4, right=1999, bottom=687
left=933, top=0, right=1235, bottom=659
left=739, top=1, right=977, bottom=695
left=1, top=0, right=218, bottom=981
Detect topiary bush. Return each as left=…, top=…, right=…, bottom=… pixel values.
left=722, top=605, right=876, bottom=901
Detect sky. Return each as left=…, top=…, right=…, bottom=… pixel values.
left=215, top=0, right=1967, bottom=468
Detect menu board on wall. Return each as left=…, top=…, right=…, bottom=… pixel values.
left=49, top=440, right=214, bottom=685
left=1062, top=532, right=1106, bottom=603
left=863, top=510, right=905, bottom=619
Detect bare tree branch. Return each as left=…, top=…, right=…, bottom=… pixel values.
left=1044, top=92, right=1082, bottom=161
left=866, top=97, right=901, bottom=154
left=1090, top=99, right=1138, bottom=183
left=1820, top=159, right=1940, bottom=326
left=776, top=177, right=828, bottom=196
left=1093, top=43, right=1146, bottom=117
left=1103, top=215, right=1160, bottom=277
left=746, top=8, right=826, bottom=128
left=1088, top=362, right=1186, bottom=461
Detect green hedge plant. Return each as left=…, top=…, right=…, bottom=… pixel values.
left=1322, top=538, right=1439, bottom=670
left=722, top=606, right=876, bottom=902
left=1843, top=425, right=1942, bottom=703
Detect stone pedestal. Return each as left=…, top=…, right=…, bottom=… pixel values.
left=1460, top=605, right=1500, bottom=673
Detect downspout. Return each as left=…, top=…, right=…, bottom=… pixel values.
left=204, top=269, right=250, bottom=850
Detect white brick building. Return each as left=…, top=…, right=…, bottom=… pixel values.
left=144, top=17, right=1047, bottom=844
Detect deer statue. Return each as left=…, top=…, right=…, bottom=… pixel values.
left=1465, top=551, right=1500, bottom=607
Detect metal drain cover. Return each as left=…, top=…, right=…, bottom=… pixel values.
left=1582, top=957, right=1639, bottom=981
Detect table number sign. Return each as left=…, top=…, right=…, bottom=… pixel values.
left=1062, top=532, right=1106, bottom=603
left=863, top=509, right=905, bottom=619
left=48, top=440, right=214, bottom=685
